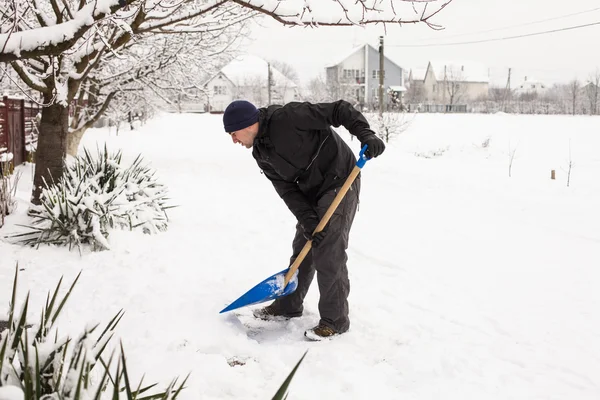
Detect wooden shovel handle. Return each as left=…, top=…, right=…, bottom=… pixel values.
left=283, top=165, right=361, bottom=287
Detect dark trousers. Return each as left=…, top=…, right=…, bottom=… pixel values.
left=273, top=177, right=360, bottom=333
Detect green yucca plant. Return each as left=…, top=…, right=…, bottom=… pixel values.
left=0, top=264, right=187, bottom=400
left=271, top=351, right=307, bottom=400
left=12, top=145, right=173, bottom=251
left=1, top=160, right=21, bottom=229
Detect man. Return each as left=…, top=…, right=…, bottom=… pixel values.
left=223, top=100, right=385, bottom=340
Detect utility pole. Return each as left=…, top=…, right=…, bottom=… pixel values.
left=378, top=36, right=384, bottom=115
left=267, top=62, right=272, bottom=105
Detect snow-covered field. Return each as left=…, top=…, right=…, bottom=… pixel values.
left=1, top=111, right=599, bottom=399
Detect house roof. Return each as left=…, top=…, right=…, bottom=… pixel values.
left=222, top=55, right=297, bottom=88
left=515, top=78, right=547, bottom=92
left=428, top=60, right=489, bottom=83
left=324, top=45, right=364, bottom=68
left=519, top=77, right=544, bottom=85
left=205, top=54, right=297, bottom=88
left=324, top=43, right=404, bottom=71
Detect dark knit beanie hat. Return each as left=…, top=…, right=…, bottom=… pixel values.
left=223, top=100, right=259, bottom=133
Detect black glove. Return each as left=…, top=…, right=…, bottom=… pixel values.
left=362, top=134, right=385, bottom=158
left=300, top=216, right=327, bottom=247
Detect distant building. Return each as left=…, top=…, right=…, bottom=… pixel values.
left=514, top=76, right=547, bottom=97
left=324, top=43, right=405, bottom=109
left=202, top=55, right=298, bottom=112
left=408, top=61, right=489, bottom=105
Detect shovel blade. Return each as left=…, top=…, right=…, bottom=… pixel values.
left=219, top=268, right=298, bottom=314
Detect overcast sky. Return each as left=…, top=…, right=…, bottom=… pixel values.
left=245, top=0, right=600, bottom=87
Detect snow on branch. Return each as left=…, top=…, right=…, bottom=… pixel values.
left=0, top=0, right=136, bottom=62
left=231, top=0, right=452, bottom=28
left=1, top=0, right=452, bottom=64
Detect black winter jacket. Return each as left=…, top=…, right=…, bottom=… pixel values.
left=252, top=100, right=376, bottom=225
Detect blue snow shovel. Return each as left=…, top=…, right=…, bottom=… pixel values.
left=219, top=144, right=371, bottom=314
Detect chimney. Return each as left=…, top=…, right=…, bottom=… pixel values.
left=525, top=76, right=528, bottom=82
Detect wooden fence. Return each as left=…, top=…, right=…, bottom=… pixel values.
left=406, top=104, right=468, bottom=113
left=0, top=97, right=40, bottom=169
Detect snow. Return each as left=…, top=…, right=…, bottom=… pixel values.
left=0, top=386, right=23, bottom=400
left=1, top=112, right=599, bottom=399
left=0, top=152, right=13, bottom=162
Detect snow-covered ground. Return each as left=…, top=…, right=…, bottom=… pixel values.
left=1, top=112, right=599, bottom=399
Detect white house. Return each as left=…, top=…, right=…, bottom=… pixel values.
left=202, top=55, right=299, bottom=112
left=324, top=43, right=405, bottom=109
left=514, top=76, right=547, bottom=97
left=408, top=61, right=489, bottom=104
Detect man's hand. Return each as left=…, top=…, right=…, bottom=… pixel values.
left=301, top=216, right=327, bottom=247
left=362, top=135, right=385, bottom=158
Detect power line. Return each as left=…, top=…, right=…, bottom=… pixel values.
left=389, top=20, right=600, bottom=47
left=411, top=6, right=600, bottom=43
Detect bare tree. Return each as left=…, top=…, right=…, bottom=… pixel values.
left=567, top=79, right=581, bottom=116
left=66, top=31, right=241, bottom=155
left=305, top=75, right=329, bottom=103
left=325, top=68, right=362, bottom=107
left=0, top=0, right=453, bottom=203
left=563, top=139, right=573, bottom=187
left=585, top=68, right=600, bottom=116
left=508, top=140, right=519, bottom=178
left=366, top=112, right=415, bottom=143
left=444, top=66, right=467, bottom=106
left=268, top=60, right=300, bottom=103
left=270, top=60, right=299, bottom=84
left=405, top=82, right=425, bottom=104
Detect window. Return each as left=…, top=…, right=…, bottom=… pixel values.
left=214, top=86, right=226, bottom=95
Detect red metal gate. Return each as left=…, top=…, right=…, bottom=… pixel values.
left=5, top=98, right=24, bottom=166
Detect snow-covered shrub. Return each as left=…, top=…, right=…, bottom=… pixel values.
left=414, top=146, right=450, bottom=159
left=15, top=146, right=172, bottom=251
left=0, top=265, right=188, bottom=400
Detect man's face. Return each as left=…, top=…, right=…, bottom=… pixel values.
left=229, top=123, right=258, bottom=149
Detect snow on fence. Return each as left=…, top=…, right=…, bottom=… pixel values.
left=0, top=96, right=40, bottom=171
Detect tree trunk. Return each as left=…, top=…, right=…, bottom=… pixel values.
left=32, top=100, right=69, bottom=204
left=67, top=128, right=85, bottom=157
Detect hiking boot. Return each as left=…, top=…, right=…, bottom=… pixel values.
left=304, top=324, right=340, bottom=341
left=252, top=304, right=302, bottom=321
